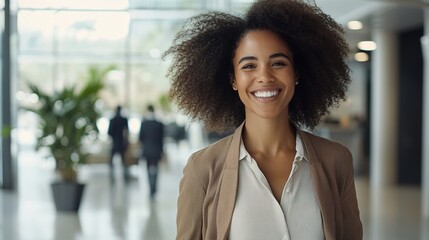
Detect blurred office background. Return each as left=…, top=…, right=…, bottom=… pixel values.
left=1, top=0, right=429, bottom=239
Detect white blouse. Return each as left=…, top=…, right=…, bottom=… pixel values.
left=229, top=133, right=324, bottom=240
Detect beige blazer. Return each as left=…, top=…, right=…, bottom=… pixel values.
left=176, top=123, right=363, bottom=240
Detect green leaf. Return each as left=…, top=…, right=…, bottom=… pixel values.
left=22, top=65, right=116, bottom=180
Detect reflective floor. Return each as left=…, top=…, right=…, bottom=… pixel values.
left=1, top=140, right=429, bottom=240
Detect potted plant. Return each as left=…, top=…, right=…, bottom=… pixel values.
left=24, top=66, right=113, bottom=212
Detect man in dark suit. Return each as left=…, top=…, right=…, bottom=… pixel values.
left=139, top=104, right=164, bottom=199
left=108, top=105, right=129, bottom=181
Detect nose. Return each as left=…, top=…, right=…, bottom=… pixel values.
left=257, top=66, right=274, bottom=83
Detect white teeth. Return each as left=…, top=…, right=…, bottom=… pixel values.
left=254, top=90, right=279, bottom=98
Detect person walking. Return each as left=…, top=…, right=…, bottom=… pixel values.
left=139, top=104, right=165, bottom=199
left=107, top=105, right=130, bottom=181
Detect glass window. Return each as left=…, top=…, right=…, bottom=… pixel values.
left=129, top=19, right=184, bottom=56
left=51, top=63, right=125, bottom=108
left=97, top=65, right=128, bottom=109
left=18, top=0, right=128, bottom=10
left=17, top=10, right=56, bottom=53
left=15, top=0, right=256, bottom=156
left=230, top=1, right=252, bottom=12
left=129, top=62, right=170, bottom=114
left=56, top=11, right=130, bottom=55
left=17, top=61, right=55, bottom=93
left=130, top=0, right=205, bottom=9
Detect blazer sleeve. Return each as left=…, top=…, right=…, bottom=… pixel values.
left=339, top=149, right=363, bottom=239
left=176, top=154, right=206, bottom=240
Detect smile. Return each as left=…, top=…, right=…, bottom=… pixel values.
left=253, top=90, right=280, bottom=98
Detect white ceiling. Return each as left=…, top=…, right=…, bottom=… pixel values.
left=315, top=0, right=426, bottom=52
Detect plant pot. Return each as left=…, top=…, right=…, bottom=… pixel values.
left=51, top=181, right=85, bottom=212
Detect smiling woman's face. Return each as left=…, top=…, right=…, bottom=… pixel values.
left=232, top=30, right=297, bottom=121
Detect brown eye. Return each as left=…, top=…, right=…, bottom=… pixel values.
left=272, top=61, right=286, bottom=67
left=242, top=64, right=256, bottom=69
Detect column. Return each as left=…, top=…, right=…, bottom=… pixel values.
left=421, top=9, right=429, bottom=219
left=1, top=0, right=14, bottom=189
left=370, top=29, right=399, bottom=188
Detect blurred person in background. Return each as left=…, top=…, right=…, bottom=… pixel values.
left=108, top=105, right=130, bottom=181
left=139, top=104, right=165, bottom=200
left=164, top=0, right=363, bottom=239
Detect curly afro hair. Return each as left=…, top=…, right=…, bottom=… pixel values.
left=164, top=0, right=350, bottom=131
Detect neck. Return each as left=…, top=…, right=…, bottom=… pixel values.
left=243, top=117, right=296, bottom=157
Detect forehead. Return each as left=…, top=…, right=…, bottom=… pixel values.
left=234, top=30, right=293, bottom=58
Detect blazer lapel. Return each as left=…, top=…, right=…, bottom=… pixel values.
left=298, top=129, right=336, bottom=240
left=216, top=123, right=243, bottom=240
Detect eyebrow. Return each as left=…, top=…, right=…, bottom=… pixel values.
left=238, top=52, right=291, bottom=64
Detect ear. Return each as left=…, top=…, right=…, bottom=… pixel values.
left=294, top=71, right=300, bottom=85
left=230, top=74, right=237, bottom=91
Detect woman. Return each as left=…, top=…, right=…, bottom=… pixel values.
left=164, top=0, right=363, bottom=239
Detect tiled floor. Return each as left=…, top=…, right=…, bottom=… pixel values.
left=1, top=140, right=429, bottom=240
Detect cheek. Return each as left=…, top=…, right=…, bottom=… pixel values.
left=236, top=89, right=247, bottom=105
left=234, top=72, right=252, bottom=85
left=233, top=78, right=246, bottom=92
left=235, top=83, right=250, bottom=104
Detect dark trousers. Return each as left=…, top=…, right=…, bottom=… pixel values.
left=145, top=157, right=160, bottom=198
left=110, top=147, right=129, bottom=179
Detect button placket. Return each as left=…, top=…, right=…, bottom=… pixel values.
left=249, top=157, right=272, bottom=193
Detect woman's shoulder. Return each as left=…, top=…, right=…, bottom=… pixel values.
left=299, top=130, right=356, bottom=185
left=185, top=134, right=235, bottom=173
left=299, top=129, right=353, bottom=168
left=300, top=130, right=350, bottom=153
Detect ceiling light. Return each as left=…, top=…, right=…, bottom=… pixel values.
left=354, top=52, right=369, bottom=62
left=347, top=21, right=363, bottom=30
left=358, top=41, right=377, bottom=51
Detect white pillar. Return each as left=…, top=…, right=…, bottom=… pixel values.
left=370, top=29, right=398, bottom=188
left=421, top=9, right=429, bottom=219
